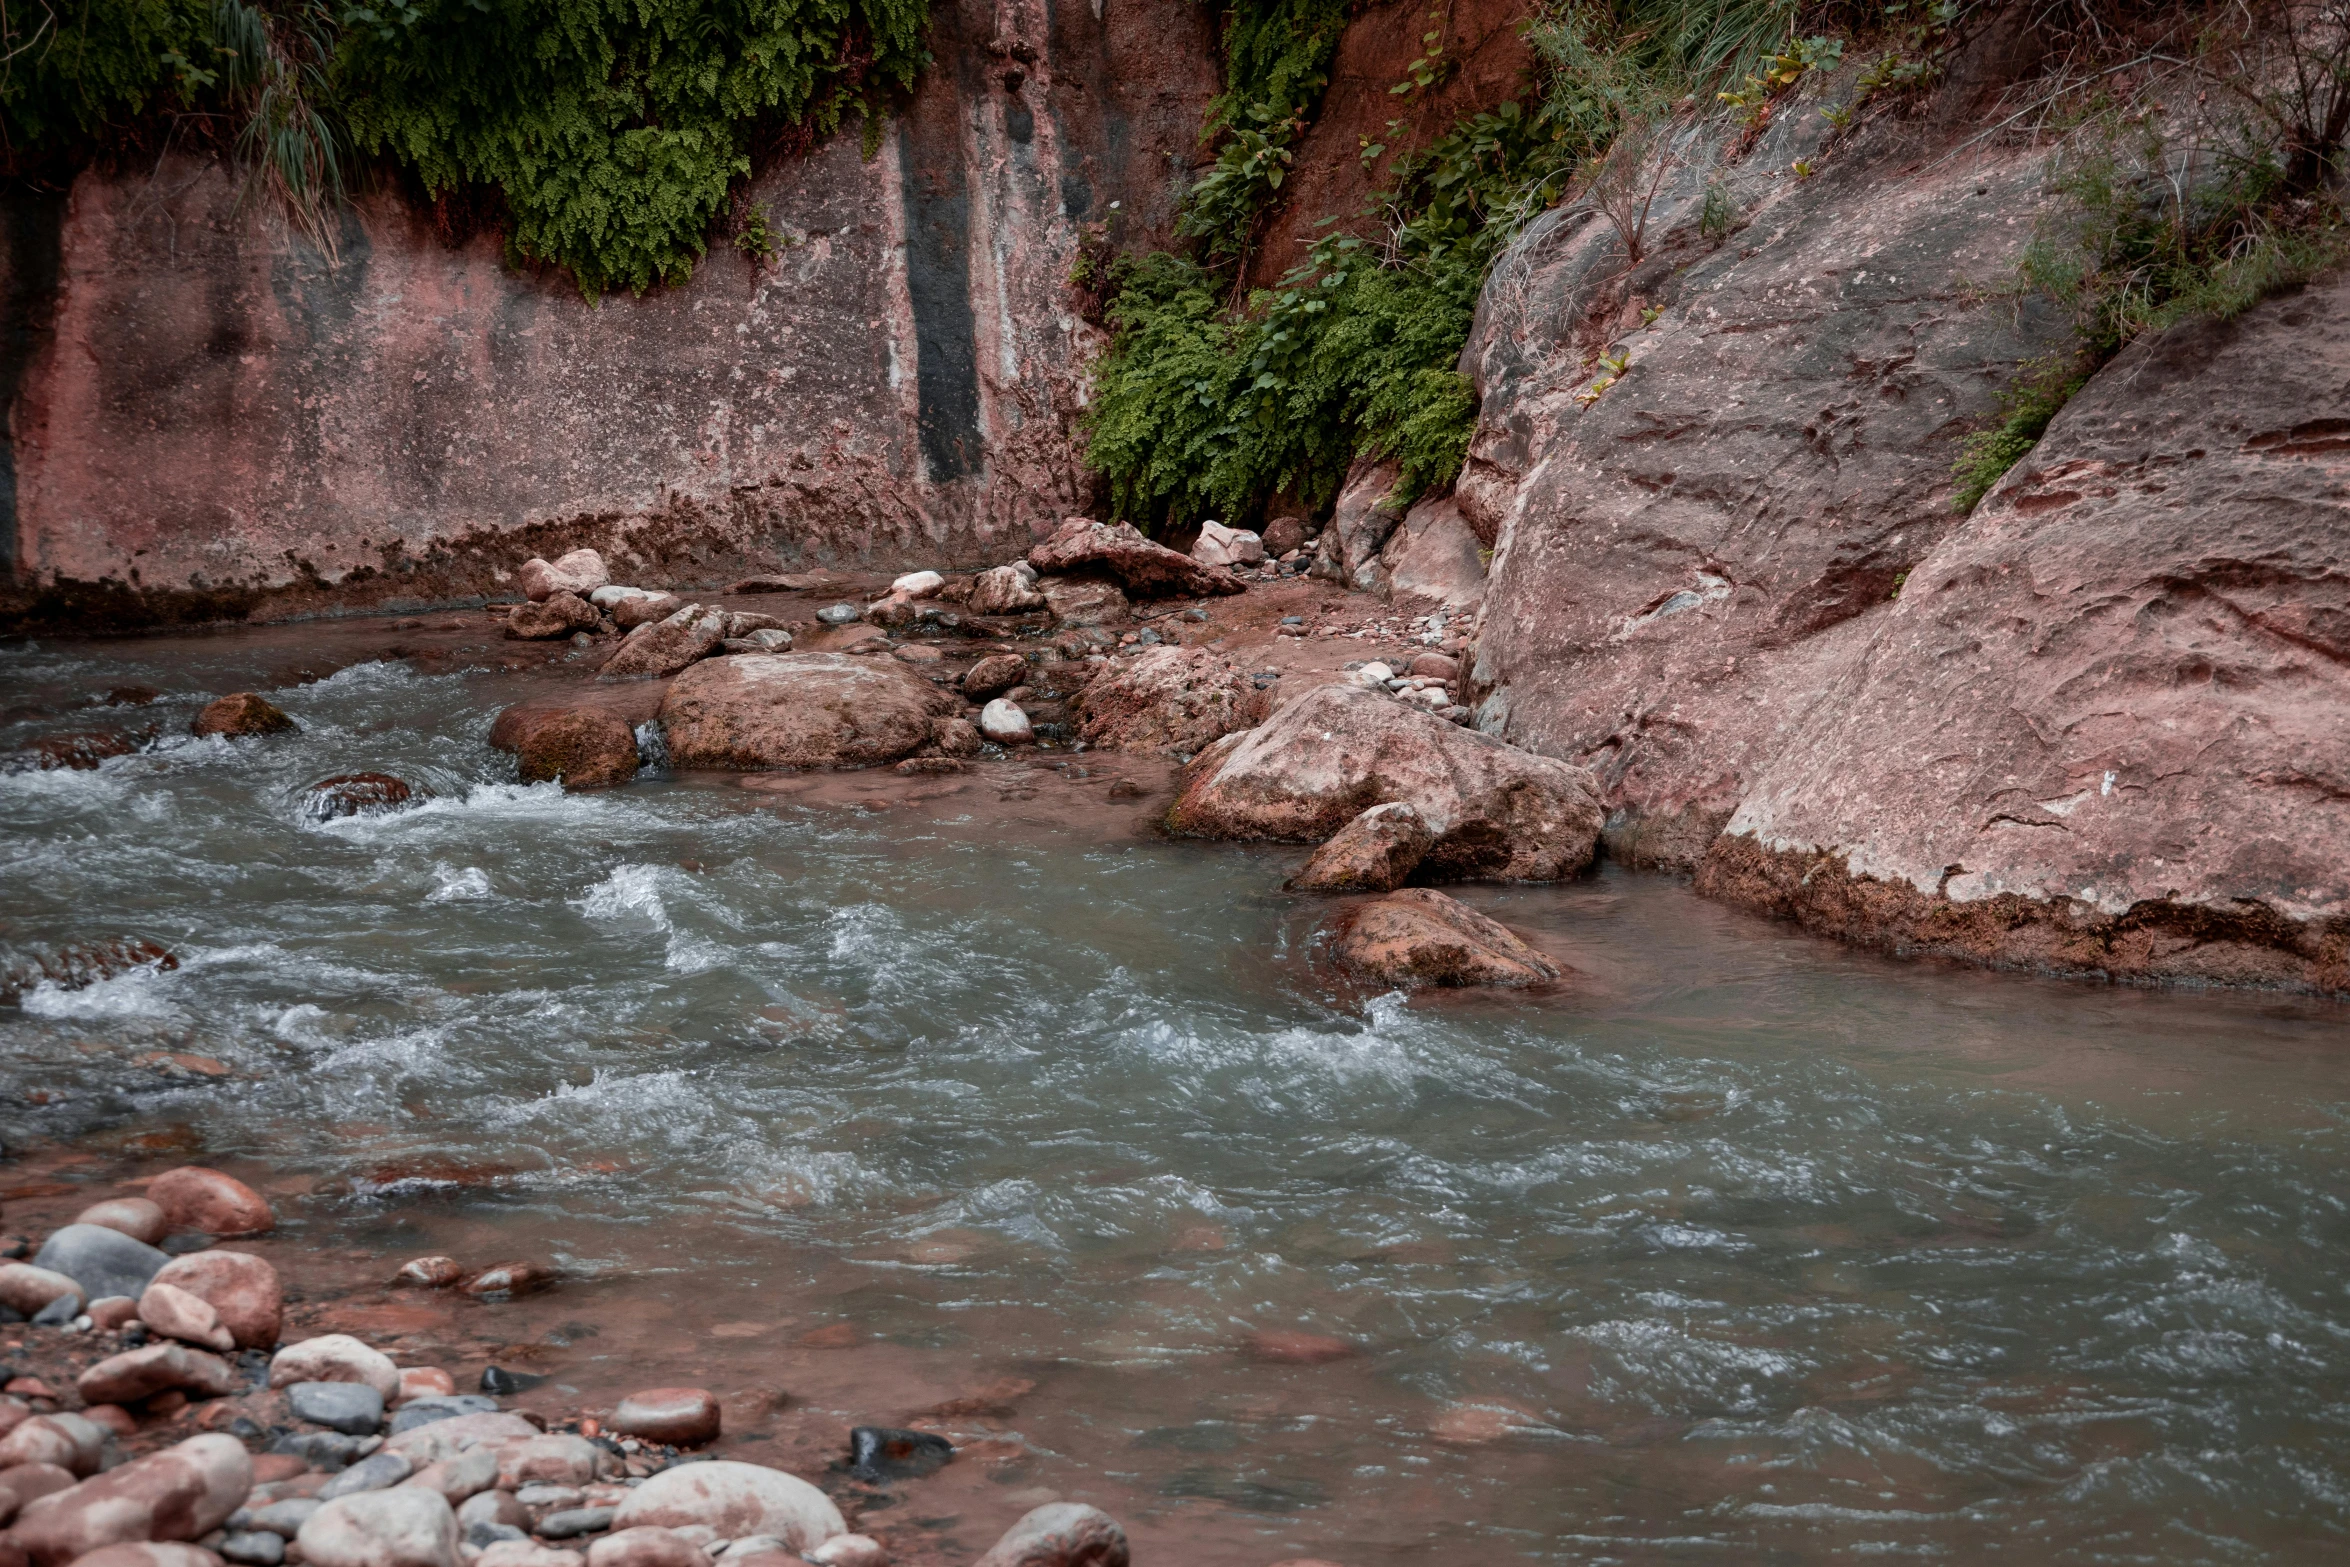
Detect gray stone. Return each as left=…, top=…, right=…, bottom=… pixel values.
left=466, top=1524, right=528, bottom=1549
left=32, top=1294, right=77, bottom=1326
left=32, top=1224, right=169, bottom=1303
left=290, top=1381, right=386, bottom=1436
left=244, top=1500, right=323, bottom=1539
left=815, top=604, right=860, bottom=626
left=271, top=1430, right=373, bottom=1470
left=388, top=1395, right=499, bottom=1435
left=535, top=1507, right=616, bottom=1540
left=219, top=1531, right=285, bottom=1566
left=319, top=1451, right=413, bottom=1499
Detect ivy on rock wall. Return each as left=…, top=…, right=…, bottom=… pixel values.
left=336, top=0, right=928, bottom=295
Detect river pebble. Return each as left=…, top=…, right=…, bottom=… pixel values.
left=320, top=1451, right=413, bottom=1499
left=534, top=1506, right=615, bottom=1540
left=610, top=1389, right=719, bottom=1448
left=292, top=1381, right=388, bottom=1436
left=219, top=1529, right=287, bottom=1565
left=298, top=1487, right=460, bottom=1567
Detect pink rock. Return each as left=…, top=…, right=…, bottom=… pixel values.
left=137, top=1282, right=234, bottom=1353
left=655, top=653, right=961, bottom=770
left=147, top=1253, right=281, bottom=1351
left=1189, top=519, right=1264, bottom=568
left=608, top=1463, right=842, bottom=1553
left=72, top=1200, right=168, bottom=1247
left=1285, top=802, right=1431, bottom=894
left=74, top=1344, right=238, bottom=1408
left=0, top=1463, right=76, bottom=1526
left=517, top=551, right=609, bottom=603
left=801, top=1539, right=886, bottom=1567
left=0, top=1263, right=85, bottom=1317
left=458, top=1261, right=551, bottom=1298
left=394, top=1258, right=463, bottom=1290
left=1070, top=646, right=1272, bottom=755
left=87, top=1297, right=139, bottom=1332
left=505, top=592, right=601, bottom=641
left=0, top=1420, right=87, bottom=1476
left=78, top=1407, right=136, bottom=1441
left=0, top=1394, right=29, bottom=1437
left=11, top=1433, right=252, bottom=1566
left=970, top=1503, right=1128, bottom=1567
left=585, top=1528, right=712, bottom=1567
left=493, top=1435, right=603, bottom=1490
left=59, top=1547, right=222, bottom=1567
left=383, top=1413, right=540, bottom=1467
left=396, top=1367, right=456, bottom=1403
left=608, top=1389, right=719, bottom=1448
left=145, top=1169, right=272, bottom=1237
left=473, top=1544, right=575, bottom=1567
left=1028, top=517, right=1244, bottom=600
left=296, top=1487, right=459, bottom=1567
left=268, top=1336, right=399, bottom=1402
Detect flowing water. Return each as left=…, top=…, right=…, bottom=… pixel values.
left=4, top=629, right=2350, bottom=1565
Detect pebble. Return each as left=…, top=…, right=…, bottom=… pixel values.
left=298, top=1486, right=461, bottom=1567
left=219, top=1530, right=287, bottom=1565
left=76, top=1341, right=238, bottom=1406
left=890, top=570, right=945, bottom=599
left=388, top=1396, right=498, bottom=1435
left=86, top=1296, right=138, bottom=1332
left=978, top=699, right=1034, bottom=745
left=498, top=1435, right=604, bottom=1490
left=63, top=1547, right=224, bottom=1567
left=514, top=1486, right=583, bottom=1512
left=148, top=1166, right=274, bottom=1236
left=290, top=1382, right=388, bottom=1436
left=72, top=1199, right=169, bottom=1246
left=802, top=1539, right=885, bottom=1567
left=534, top=1506, right=615, bottom=1540
left=610, top=1389, right=720, bottom=1449
left=270, top=1431, right=376, bottom=1470
left=399, top=1448, right=497, bottom=1506
left=467, top=1522, right=530, bottom=1548
left=319, top=1450, right=413, bottom=1499
left=0, top=1263, right=85, bottom=1317
left=456, top=1491, right=528, bottom=1531
left=479, top=1366, right=546, bottom=1396
left=397, top=1367, right=457, bottom=1402
left=461, top=1261, right=552, bottom=1298
left=137, top=1280, right=234, bottom=1352
left=815, top=605, right=860, bottom=626
left=270, top=1335, right=401, bottom=1402
left=587, top=1527, right=714, bottom=1567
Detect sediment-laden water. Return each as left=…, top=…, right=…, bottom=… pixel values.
left=4, top=632, right=2348, bottom=1564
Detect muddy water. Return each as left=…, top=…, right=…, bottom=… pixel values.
left=5, top=629, right=2350, bottom=1565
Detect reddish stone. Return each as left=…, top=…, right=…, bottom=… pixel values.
left=249, top=1455, right=311, bottom=1485
left=1336, top=889, right=1560, bottom=988
left=6, top=1377, right=58, bottom=1400
left=395, top=1257, right=464, bottom=1290
left=146, top=1168, right=272, bottom=1236
left=147, top=1252, right=282, bottom=1351
left=397, top=1367, right=456, bottom=1402
left=189, top=695, right=294, bottom=739
left=1285, top=802, right=1432, bottom=894
left=1027, top=517, right=1244, bottom=599
left=460, top=1261, right=552, bottom=1298
left=267, top=1336, right=399, bottom=1401
left=0, top=1420, right=85, bottom=1474
left=55, top=1546, right=221, bottom=1567
left=608, top=1389, right=720, bottom=1448
left=1246, top=1330, right=1357, bottom=1365
left=505, top=592, right=601, bottom=641
left=73, top=1200, right=167, bottom=1246
left=1071, top=646, right=1271, bottom=756
left=584, top=1528, right=710, bottom=1567
left=961, top=653, right=1028, bottom=698
left=0, top=1462, right=75, bottom=1526
left=75, top=1345, right=239, bottom=1408
left=513, top=711, right=639, bottom=791
left=28, top=732, right=137, bottom=771
left=10, top=1432, right=251, bottom=1566
left=971, top=1503, right=1128, bottom=1567
left=79, top=1406, right=137, bottom=1441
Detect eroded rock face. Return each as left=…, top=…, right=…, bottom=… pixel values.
left=1380, top=495, right=1485, bottom=611
left=1335, top=888, right=1559, bottom=988
left=1309, top=461, right=1409, bottom=595
left=1169, top=684, right=1603, bottom=881
left=1697, top=273, right=2350, bottom=990
left=1028, top=518, right=1245, bottom=598
left=1070, top=647, right=1270, bottom=755
left=657, top=654, right=960, bottom=770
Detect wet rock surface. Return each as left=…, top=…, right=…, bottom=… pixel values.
left=299, top=775, right=422, bottom=822
left=656, top=654, right=960, bottom=771
left=1068, top=648, right=1271, bottom=756
left=1335, top=888, right=1561, bottom=988
left=1028, top=518, right=1246, bottom=600
left=191, top=696, right=295, bottom=740
left=1285, top=801, right=1432, bottom=893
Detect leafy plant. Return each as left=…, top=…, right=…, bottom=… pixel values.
left=219, top=0, right=346, bottom=257
left=734, top=199, right=777, bottom=261
left=333, top=0, right=930, bottom=296
left=1950, top=353, right=2086, bottom=510
left=1179, top=0, right=1348, bottom=258
left=0, top=0, right=210, bottom=153
left=1718, top=34, right=1842, bottom=130
left=1178, top=101, right=1304, bottom=259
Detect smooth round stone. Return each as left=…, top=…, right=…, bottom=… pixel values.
left=63, top=1547, right=225, bottom=1567
left=289, top=1381, right=387, bottom=1437
left=610, top=1389, right=720, bottom=1448
left=802, top=1537, right=886, bottom=1567
left=144, top=1250, right=282, bottom=1352
left=86, top=1296, right=138, bottom=1332
left=73, top=1199, right=169, bottom=1246
left=610, top=1464, right=843, bottom=1554
left=297, top=1488, right=460, bottom=1567
left=815, top=604, right=860, bottom=626
left=147, top=1167, right=274, bottom=1236
left=270, top=1336, right=401, bottom=1402
left=219, top=1530, right=287, bottom=1566
left=243, top=1499, right=324, bottom=1538
left=586, top=1527, right=712, bottom=1567
left=465, top=1523, right=529, bottom=1549
left=978, top=699, right=1033, bottom=744
left=395, top=1257, right=462, bottom=1290
left=532, top=1507, right=615, bottom=1540
left=318, top=1450, right=413, bottom=1500
left=33, top=1224, right=169, bottom=1303
left=395, top=1368, right=456, bottom=1403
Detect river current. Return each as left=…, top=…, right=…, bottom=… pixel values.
left=4, top=631, right=2349, bottom=1564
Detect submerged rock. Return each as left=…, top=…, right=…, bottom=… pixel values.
left=1028, top=516, right=1244, bottom=599
left=1169, top=684, right=1602, bottom=881
left=505, top=593, right=601, bottom=641
left=25, top=731, right=139, bottom=770
left=300, top=774, right=422, bottom=821
left=191, top=694, right=295, bottom=739
left=657, top=653, right=960, bottom=770
left=1070, top=646, right=1270, bottom=755
left=1335, top=889, right=1559, bottom=988
left=0, top=939, right=177, bottom=1005
left=971, top=1502, right=1129, bottom=1567
left=1286, top=802, right=1431, bottom=893
left=845, top=1426, right=953, bottom=1480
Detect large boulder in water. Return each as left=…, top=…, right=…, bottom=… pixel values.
left=601, top=604, right=728, bottom=679
left=11, top=1432, right=251, bottom=1565
left=1335, top=889, right=1560, bottom=988
left=1070, top=647, right=1270, bottom=755
left=504, top=592, right=600, bottom=641
left=656, top=654, right=960, bottom=770
left=516, top=550, right=608, bottom=602
left=513, top=711, right=640, bottom=790
left=191, top=694, right=294, bottom=738
left=1028, top=517, right=1244, bottom=598
left=1169, top=683, right=1603, bottom=881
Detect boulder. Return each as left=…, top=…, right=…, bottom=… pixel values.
left=1070, top=647, right=1271, bottom=755
left=1335, top=889, right=1559, bottom=987
left=968, top=565, right=1046, bottom=615
left=1169, top=684, right=1603, bottom=881
left=585, top=1530, right=709, bottom=1567
left=971, top=1503, right=1128, bottom=1567
left=608, top=1390, right=718, bottom=1448
left=296, top=1488, right=460, bottom=1567
left=0, top=1263, right=85, bottom=1317
left=11, top=1433, right=251, bottom=1566
left=977, top=700, right=1033, bottom=745
left=288, top=1382, right=387, bottom=1437
left=611, top=594, right=684, bottom=632
left=74, top=1344, right=238, bottom=1407
left=514, top=710, right=640, bottom=790
left=136, top=1282, right=234, bottom=1353
left=1307, top=460, right=1407, bottom=595
left=601, top=605, right=728, bottom=680
left=961, top=653, right=1028, bottom=698
left=1190, top=519, right=1265, bottom=568
left=1027, top=517, right=1245, bottom=599
left=270, top=1337, right=400, bottom=1403
left=59, top=1547, right=221, bottom=1567
left=190, top=695, right=294, bottom=739
left=890, top=570, right=945, bottom=599
left=1378, top=494, right=1486, bottom=610
left=656, top=654, right=959, bottom=770
left=148, top=1168, right=273, bottom=1236
left=516, top=551, right=609, bottom=602
left=504, top=594, right=600, bottom=641
left=1039, top=578, right=1128, bottom=627
left=1286, top=802, right=1432, bottom=893
left=298, top=775, right=421, bottom=822
left=608, top=1463, right=842, bottom=1553
left=1261, top=516, right=1308, bottom=556
left=148, top=1252, right=281, bottom=1350
left=35, top=1225, right=170, bottom=1303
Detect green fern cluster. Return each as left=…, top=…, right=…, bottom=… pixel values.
left=1177, top=0, right=1347, bottom=259
left=335, top=0, right=927, bottom=296
left=0, top=0, right=210, bottom=150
